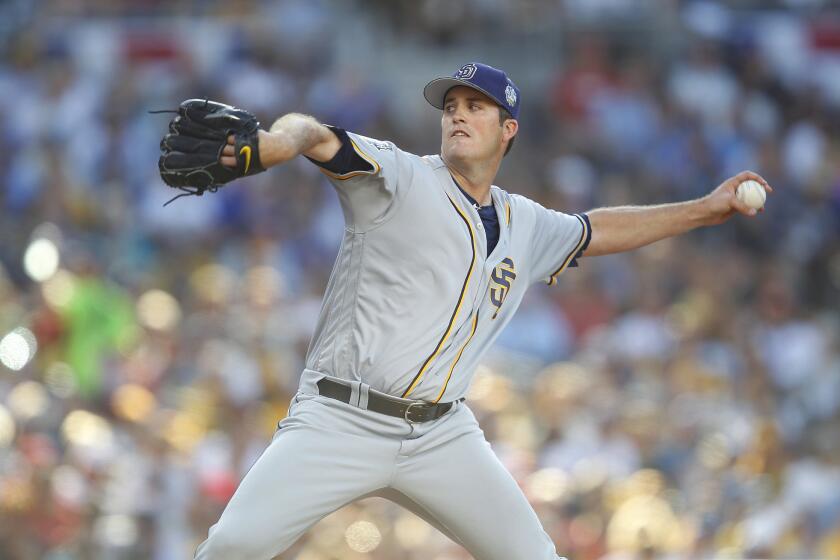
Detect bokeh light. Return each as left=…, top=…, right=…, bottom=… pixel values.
left=23, top=237, right=60, bottom=282
left=8, top=381, right=49, bottom=420
left=1, top=476, right=34, bottom=512
left=51, top=464, right=88, bottom=508
left=496, top=412, right=540, bottom=450
left=245, top=265, right=284, bottom=306
left=535, top=362, right=591, bottom=401
left=190, top=263, right=236, bottom=305
left=93, top=514, right=139, bottom=547
left=627, top=469, right=666, bottom=497
left=571, top=457, right=610, bottom=492
left=61, top=410, right=114, bottom=451
left=345, top=520, right=381, bottom=553
left=41, top=269, right=77, bottom=309
left=606, top=494, right=691, bottom=553
left=526, top=468, right=572, bottom=504
left=394, top=512, right=432, bottom=548
left=0, top=404, right=15, bottom=447
left=44, top=361, right=78, bottom=398
left=467, top=365, right=495, bottom=400
left=111, top=384, right=157, bottom=423
left=605, top=469, right=668, bottom=513
left=136, top=289, right=181, bottom=332
left=0, top=327, right=37, bottom=371
left=164, top=411, right=207, bottom=453
left=697, top=432, right=732, bottom=470
left=467, top=366, right=513, bottom=412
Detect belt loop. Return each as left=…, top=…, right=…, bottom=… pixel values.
left=349, top=381, right=361, bottom=408
left=358, top=383, right=370, bottom=410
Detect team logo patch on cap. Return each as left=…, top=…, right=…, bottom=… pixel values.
left=455, top=63, right=477, bottom=80
left=505, top=84, right=517, bottom=107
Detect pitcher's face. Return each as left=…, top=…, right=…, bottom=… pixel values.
left=441, top=86, right=510, bottom=164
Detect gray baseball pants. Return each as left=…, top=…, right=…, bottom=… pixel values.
left=194, top=379, right=565, bottom=559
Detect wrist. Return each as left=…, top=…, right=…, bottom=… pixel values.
left=691, top=196, right=715, bottom=227
left=258, top=130, right=292, bottom=168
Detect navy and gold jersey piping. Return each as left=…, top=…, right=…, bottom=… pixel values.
left=547, top=213, right=591, bottom=285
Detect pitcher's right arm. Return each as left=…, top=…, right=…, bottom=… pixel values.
left=220, top=113, right=341, bottom=168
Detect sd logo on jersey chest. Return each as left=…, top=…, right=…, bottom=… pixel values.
left=489, top=257, right=516, bottom=319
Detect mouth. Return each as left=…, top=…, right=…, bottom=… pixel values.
left=450, top=130, right=470, bottom=138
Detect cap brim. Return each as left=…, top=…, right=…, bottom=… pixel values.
left=423, top=77, right=501, bottom=110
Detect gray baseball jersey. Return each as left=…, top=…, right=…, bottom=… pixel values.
left=195, top=129, right=585, bottom=560
left=302, top=130, right=589, bottom=402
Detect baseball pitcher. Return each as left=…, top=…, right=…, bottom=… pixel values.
left=157, top=62, right=772, bottom=559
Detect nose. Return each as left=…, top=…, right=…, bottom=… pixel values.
left=447, top=104, right=467, bottom=123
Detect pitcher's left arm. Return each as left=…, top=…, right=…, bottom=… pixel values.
left=584, top=171, right=773, bottom=257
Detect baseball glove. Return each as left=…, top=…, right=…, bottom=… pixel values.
left=157, top=99, right=265, bottom=205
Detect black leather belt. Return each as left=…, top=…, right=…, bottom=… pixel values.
left=316, top=378, right=462, bottom=423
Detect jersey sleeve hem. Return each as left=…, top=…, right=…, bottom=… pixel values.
left=304, top=126, right=380, bottom=180
left=546, top=212, right=591, bottom=285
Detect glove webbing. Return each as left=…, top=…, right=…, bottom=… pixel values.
left=151, top=106, right=222, bottom=206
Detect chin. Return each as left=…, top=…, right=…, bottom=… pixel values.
left=443, top=143, right=473, bottom=163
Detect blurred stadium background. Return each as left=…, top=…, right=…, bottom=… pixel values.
left=2, top=0, right=840, bottom=558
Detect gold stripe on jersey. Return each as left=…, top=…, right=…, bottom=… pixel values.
left=505, top=201, right=511, bottom=226
left=316, top=138, right=382, bottom=180
left=434, top=311, right=479, bottom=403
left=402, top=194, right=477, bottom=398
left=547, top=214, right=588, bottom=286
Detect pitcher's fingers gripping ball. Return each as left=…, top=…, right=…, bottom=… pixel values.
left=157, top=99, right=265, bottom=204
left=736, top=179, right=767, bottom=210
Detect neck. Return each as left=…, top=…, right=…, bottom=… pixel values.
left=443, top=155, right=499, bottom=206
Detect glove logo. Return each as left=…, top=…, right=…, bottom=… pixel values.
left=240, top=145, right=252, bottom=174
left=489, top=257, right=516, bottom=319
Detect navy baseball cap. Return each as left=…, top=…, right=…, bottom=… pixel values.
left=424, top=62, right=521, bottom=119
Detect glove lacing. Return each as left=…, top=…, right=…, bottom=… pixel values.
left=162, top=185, right=220, bottom=207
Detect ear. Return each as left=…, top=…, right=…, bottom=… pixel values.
left=503, top=119, right=518, bottom=142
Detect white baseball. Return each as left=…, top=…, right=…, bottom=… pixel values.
left=736, top=179, right=766, bottom=210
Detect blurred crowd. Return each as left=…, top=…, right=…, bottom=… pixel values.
left=1, top=1, right=840, bottom=559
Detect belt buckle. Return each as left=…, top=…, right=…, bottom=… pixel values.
left=404, top=401, right=429, bottom=424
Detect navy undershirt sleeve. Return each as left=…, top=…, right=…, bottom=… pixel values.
left=304, top=126, right=373, bottom=175
left=568, top=212, right=591, bottom=268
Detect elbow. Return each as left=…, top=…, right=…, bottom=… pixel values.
left=581, top=238, right=607, bottom=257
left=581, top=227, right=622, bottom=257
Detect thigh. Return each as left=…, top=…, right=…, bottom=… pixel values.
left=392, top=409, right=563, bottom=560
left=369, top=488, right=466, bottom=547
left=195, top=397, right=398, bottom=559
